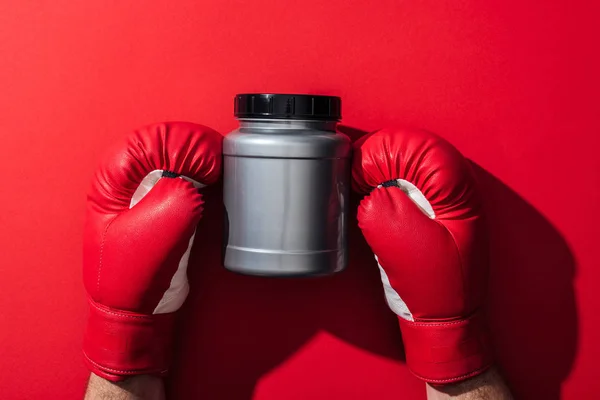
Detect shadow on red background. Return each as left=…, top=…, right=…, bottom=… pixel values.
left=167, top=132, right=577, bottom=400
left=472, top=163, right=578, bottom=400
left=169, top=186, right=405, bottom=399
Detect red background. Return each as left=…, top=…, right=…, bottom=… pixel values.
left=0, top=1, right=598, bottom=399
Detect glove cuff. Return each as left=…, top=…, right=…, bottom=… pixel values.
left=82, top=297, right=176, bottom=382
left=398, top=312, right=492, bottom=384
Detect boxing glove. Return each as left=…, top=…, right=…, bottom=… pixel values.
left=353, top=127, right=492, bottom=384
left=82, top=122, right=222, bottom=381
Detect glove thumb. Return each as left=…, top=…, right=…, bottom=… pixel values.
left=358, top=183, right=446, bottom=258
left=123, top=172, right=203, bottom=230
left=91, top=174, right=202, bottom=313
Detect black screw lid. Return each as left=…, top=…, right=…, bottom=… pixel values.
left=234, top=94, right=341, bottom=121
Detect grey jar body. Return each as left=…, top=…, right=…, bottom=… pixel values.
left=223, top=119, right=351, bottom=277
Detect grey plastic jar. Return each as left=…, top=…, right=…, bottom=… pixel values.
left=223, top=94, right=351, bottom=277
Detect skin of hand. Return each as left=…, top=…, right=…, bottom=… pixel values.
left=84, top=373, right=165, bottom=400
left=83, top=365, right=512, bottom=400
left=426, top=368, right=513, bottom=400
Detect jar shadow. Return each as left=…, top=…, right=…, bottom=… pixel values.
left=166, top=129, right=578, bottom=400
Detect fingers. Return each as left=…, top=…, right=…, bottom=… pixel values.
left=90, top=122, right=222, bottom=212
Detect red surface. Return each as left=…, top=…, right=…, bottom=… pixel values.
left=0, top=1, right=598, bottom=399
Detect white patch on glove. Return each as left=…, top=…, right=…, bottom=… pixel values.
left=375, top=179, right=435, bottom=321
left=376, top=255, right=414, bottom=321
left=376, top=179, right=435, bottom=219
left=129, top=169, right=205, bottom=315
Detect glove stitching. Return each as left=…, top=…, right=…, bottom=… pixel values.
left=93, top=305, right=154, bottom=320
left=409, top=321, right=465, bottom=326
left=409, top=311, right=480, bottom=327
left=410, top=363, right=492, bottom=383
left=432, top=217, right=468, bottom=309
left=96, top=214, right=122, bottom=301
left=97, top=217, right=114, bottom=296
left=410, top=320, right=467, bottom=327
left=83, top=352, right=165, bottom=374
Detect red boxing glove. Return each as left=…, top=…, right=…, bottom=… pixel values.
left=82, top=122, right=222, bottom=381
left=353, top=128, right=492, bottom=384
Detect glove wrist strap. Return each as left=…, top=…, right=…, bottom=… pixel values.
left=399, top=311, right=492, bottom=384
left=82, top=298, right=175, bottom=382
